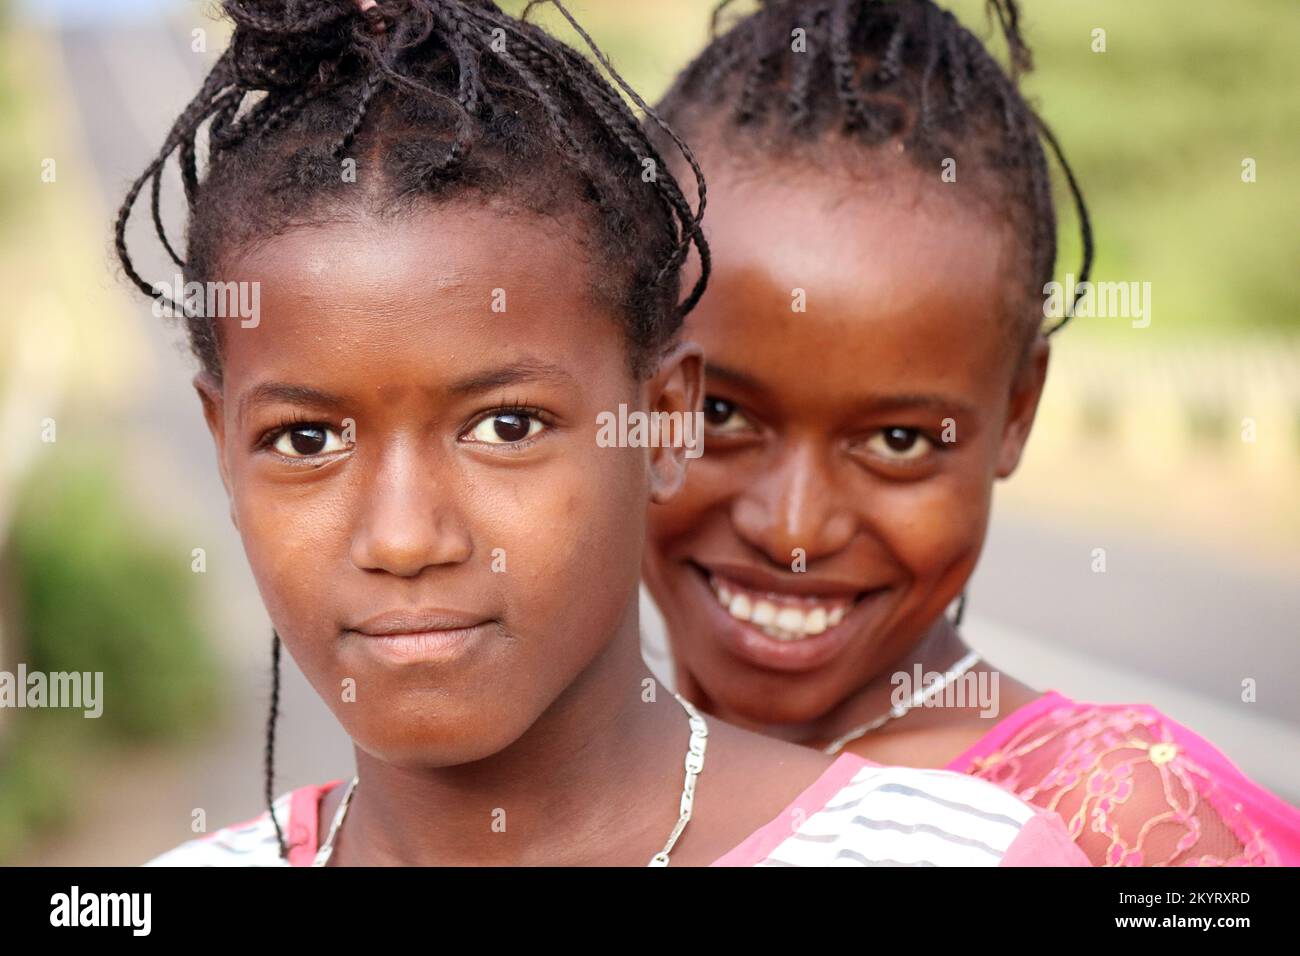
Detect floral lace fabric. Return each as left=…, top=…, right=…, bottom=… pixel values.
left=946, top=691, right=1300, bottom=867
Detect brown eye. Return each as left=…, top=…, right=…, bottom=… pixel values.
left=272, top=424, right=345, bottom=458
left=866, top=427, right=932, bottom=461
left=291, top=428, right=325, bottom=454
left=466, top=411, right=546, bottom=445
left=703, top=396, right=735, bottom=425
left=702, top=396, right=755, bottom=434
left=492, top=413, right=529, bottom=442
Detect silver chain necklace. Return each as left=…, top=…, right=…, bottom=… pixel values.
left=311, top=692, right=709, bottom=867
left=821, top=650, right=982, bottom=756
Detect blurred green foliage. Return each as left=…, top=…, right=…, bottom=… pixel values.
left=0, top=718, right=78, bottom=861
left=9, top=452, right=220, bottom=739
left=988, top=0, right=1300, bottom=339
left=0, top=450, right=221, bottom=860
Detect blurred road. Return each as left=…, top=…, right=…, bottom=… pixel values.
left=17, top=11, right=1298, bottom=863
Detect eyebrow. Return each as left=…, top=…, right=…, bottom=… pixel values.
left=236, top=359, right=580, bottom=423
left=447, top=358, right=579, bottom=396
left=704, top=362, right=763, bottom=391
left=706, top=363, right=976, bottom=418
left=852, top=394, right=979, bottom=418
left=238, top=382, right=346, bottom=423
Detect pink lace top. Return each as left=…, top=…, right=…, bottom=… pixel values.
left=945, top=691, right=1300, bottom=867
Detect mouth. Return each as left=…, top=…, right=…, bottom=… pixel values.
left=346, top=608, right=498, bottom=665
left=705, top=573, right=857, bottom=642
left=684, top=562, right=890, bottom=672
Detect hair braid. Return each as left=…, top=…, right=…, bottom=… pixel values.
left=828, top=0, right=869, bottom=131
left=265, top=631, right=288, bottom=860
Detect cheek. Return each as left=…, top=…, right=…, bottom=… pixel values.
left=230, top=470, right=352, bottom=641
left=482, top=444, right=647, bottom=650
left=646, top=454, right=739, bottom=549
left=870, top=475, right=992, bottom=581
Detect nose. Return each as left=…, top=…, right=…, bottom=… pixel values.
left=349, top=443, right=472, bottom=577
left=730, top=437, right=856, bottom=568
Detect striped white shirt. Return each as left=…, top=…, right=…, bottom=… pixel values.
left=145, top=754, right=1088, bottom=866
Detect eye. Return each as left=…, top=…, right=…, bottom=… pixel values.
left=271, top=423, right=348, bottom=458
left=865, top=426, right=933, bottom=461
left=702, top=396, right=756, bottom=434
left=464, top=410, right=547, bottom=445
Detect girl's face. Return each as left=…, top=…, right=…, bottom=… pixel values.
left=198, top=205, right=699, bottom=767
left=643, top=159, right=1048, bottom=727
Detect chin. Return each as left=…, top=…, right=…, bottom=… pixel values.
left=347, top=721, right=517, bottom=769
left=701, top=663, right=852, bottom=726
left=334, top=693, right=526, bottom=768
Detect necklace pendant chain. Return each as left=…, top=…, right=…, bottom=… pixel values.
left=822, top=650, right=983, bottom=756
left=648, top=692, right=708, bottom=866
left=311, top=691, right=708, bottom=867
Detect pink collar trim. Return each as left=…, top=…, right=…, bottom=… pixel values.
left=709, top=752, right=874, bottom=866
left=943, top=689, right=1066, bottom=772
left=286, top=778, right=345, bottom=866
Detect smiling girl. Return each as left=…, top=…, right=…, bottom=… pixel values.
left=642, top=0, right=1300, bottom=866
left=121, top=0, right=1085, bottom=867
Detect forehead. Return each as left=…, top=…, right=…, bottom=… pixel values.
left=226, top=200, right=589, bottom=310
left=684, top=156, right=1025, bottom=407
left=213, top=204, right=625, bottom=386
left=702, top=149, right=1017, bottom=301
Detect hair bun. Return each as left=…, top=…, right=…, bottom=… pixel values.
left=222, top=0, right=369, bottom=92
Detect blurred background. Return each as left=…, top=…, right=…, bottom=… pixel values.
left=0, top=0, right=1296, bottom=864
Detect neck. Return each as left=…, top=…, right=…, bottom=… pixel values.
left=337, top=598, right=690, bottom=866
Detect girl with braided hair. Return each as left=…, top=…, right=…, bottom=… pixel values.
left=640, top=0, right=1300, bottom=866
left=128, top=0, right=1086, bottom=866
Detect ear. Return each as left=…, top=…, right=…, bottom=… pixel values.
left=995, top=336, right=1049, bottom=479
left=194, top=371, right=238, bottom=527
left=643, top=340, right=705, bottom=504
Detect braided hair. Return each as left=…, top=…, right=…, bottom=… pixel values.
left=114, top=0, right=711, bottom=860
left=658, top=0, right=1092, bottom=337
left=115, top=0, right=711, bottom=381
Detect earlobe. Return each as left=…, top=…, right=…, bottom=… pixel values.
left=193, top=371, right=237, bottom=525
left=646, top=341, right=705, bottom=504
left=996, top=336, right=1050, bottom=479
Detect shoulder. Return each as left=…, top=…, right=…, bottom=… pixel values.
left=958, top=692, right=1196, bottom=782
left=142, top=781, right=341, bottom=867
left=714, top=756, right=1088, bottom=866
left=967, top=695, right=1300, bottom=866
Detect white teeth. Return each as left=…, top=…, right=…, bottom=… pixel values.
left=775, top=607, right=804, bottom=632
left=709, top=573, right=857, bottom=641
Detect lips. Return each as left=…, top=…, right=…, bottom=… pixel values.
left=345, top=608, right=496, bottom=665
left=686, top=561, right=888, bottom=672
left=349, top=608, right=491, bottom=637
